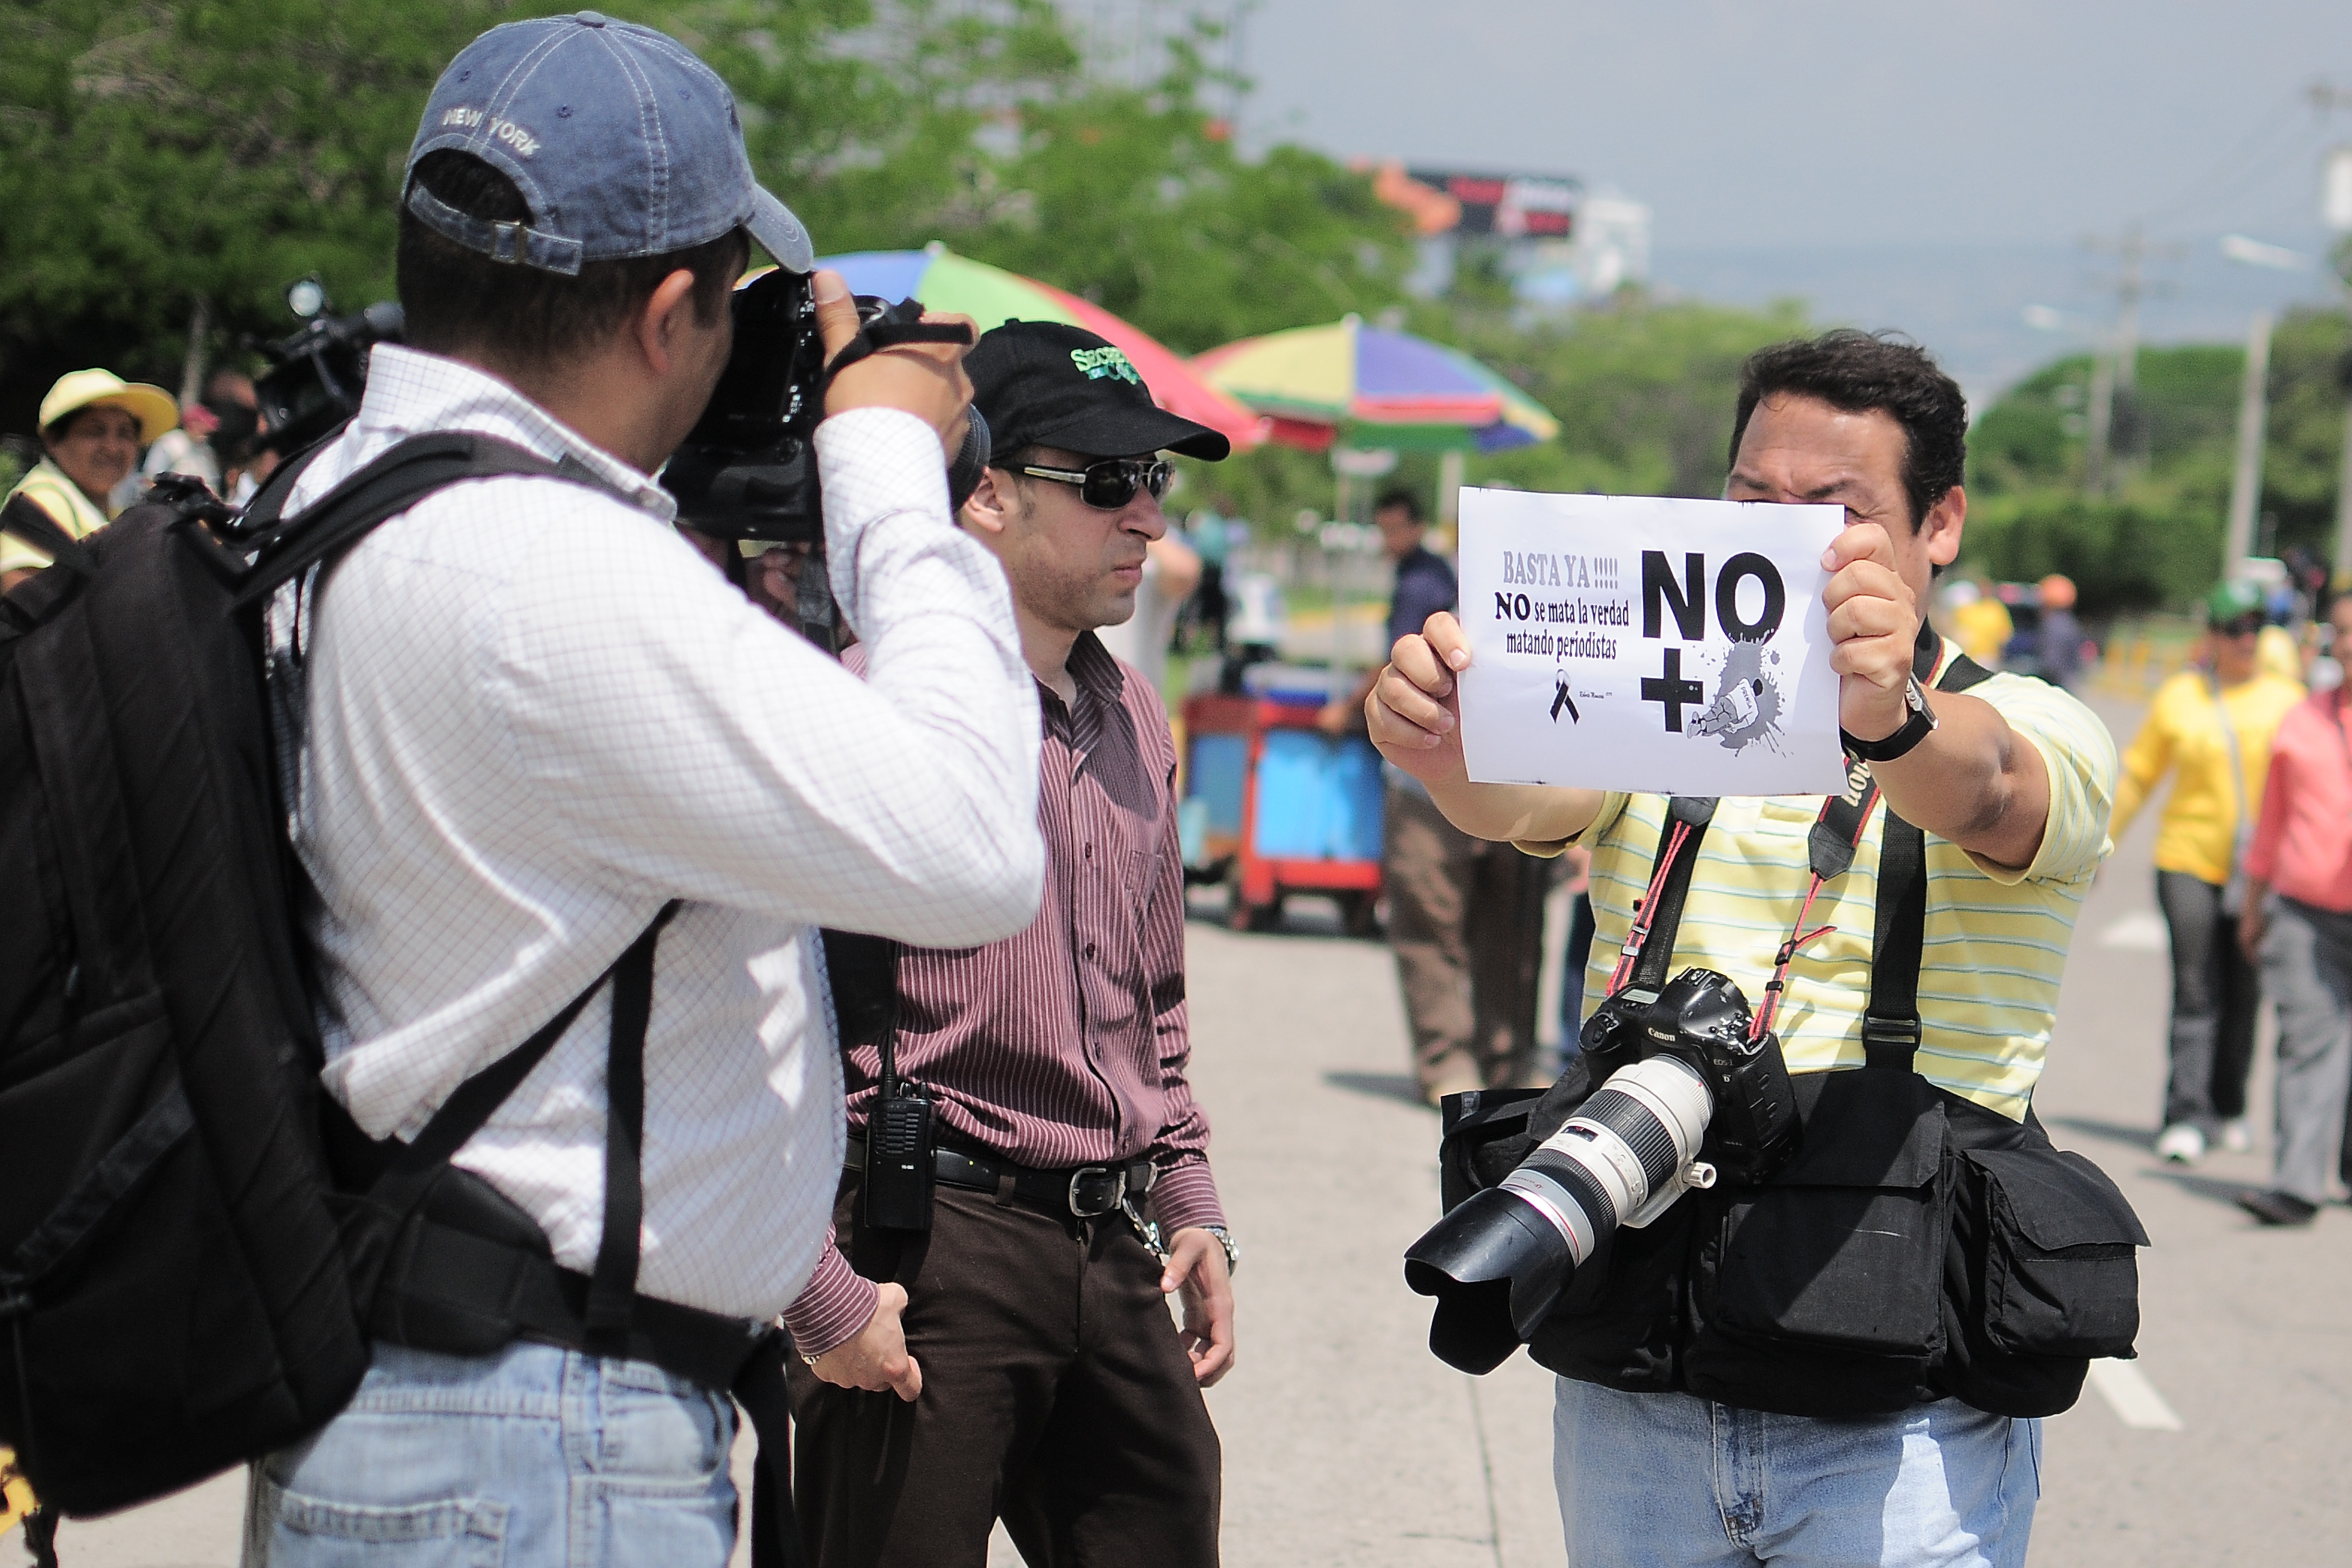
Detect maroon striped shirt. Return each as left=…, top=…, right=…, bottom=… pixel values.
left=783, top=633, right=1221, bottom=1352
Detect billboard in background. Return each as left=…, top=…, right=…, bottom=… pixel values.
left=1378, top=166, right=1581, bottom=240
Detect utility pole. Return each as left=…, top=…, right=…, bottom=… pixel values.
left=2081, top=225, right=2184, bottom=497
left=2082, top=226, right=2148, bottom=496
left=2317, top=80, right=2352, bottom=588
left=2225, top=310, right=2274, bottom=576
left=2083, top=346, right=2117, bottom=497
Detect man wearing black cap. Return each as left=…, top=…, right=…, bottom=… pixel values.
left=782, top=322, right=1235, bottom=1568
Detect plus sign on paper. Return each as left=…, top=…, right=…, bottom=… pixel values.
left=1453, top=490, right=1847, bottom=796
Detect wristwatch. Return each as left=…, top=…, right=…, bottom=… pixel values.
left=1199, top=1225, right=1241, bottom=1278
left=1841, top=675, right=1937, bottom=762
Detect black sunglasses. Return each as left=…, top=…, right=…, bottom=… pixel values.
left=1018, top=457, right=1174, bottom=510
left=2217, top=615, right=2265, bottom=638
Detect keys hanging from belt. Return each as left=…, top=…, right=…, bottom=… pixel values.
left=1122, top=1195, right=1165, bottom=1259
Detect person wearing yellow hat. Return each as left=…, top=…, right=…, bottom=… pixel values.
left=0, top=368, right=179, bottom=591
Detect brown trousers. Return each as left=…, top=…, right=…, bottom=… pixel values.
left=786, top=1171, right=1221, bottom=1568
left=1382, top=782, right=1550, bottom=1095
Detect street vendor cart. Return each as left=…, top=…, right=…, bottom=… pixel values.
left=1179, top=681, right=1384, bottom=934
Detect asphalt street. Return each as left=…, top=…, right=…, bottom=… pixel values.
left=19, top=693, right=2349, bottom=1568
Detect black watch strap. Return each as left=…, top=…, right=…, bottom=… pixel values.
left=1842, top=677, right=1936, bottom=762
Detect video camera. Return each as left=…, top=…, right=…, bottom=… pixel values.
left=1403, top=967, right=1801, bottom=1374
left=660, top=266, right=990, bottom=649
left=252, top=277, right=404, bottom=459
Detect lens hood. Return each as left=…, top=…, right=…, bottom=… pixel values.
left=1405, top=1188, right=1573, bottom=1373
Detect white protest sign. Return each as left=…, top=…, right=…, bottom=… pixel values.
left=1455, top=490, right=1847, bottom=796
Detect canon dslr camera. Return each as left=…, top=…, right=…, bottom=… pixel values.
left=1404, top=967, right=1801, bottom=1373
left=661, top=268, right=989, bottom=648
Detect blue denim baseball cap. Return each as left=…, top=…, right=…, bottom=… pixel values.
left=404, top=11, right=813, bottom=277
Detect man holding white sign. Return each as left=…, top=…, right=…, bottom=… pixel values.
left=1373, top=331, right=2128, bottom=1568
left=1454, top=490, right=1849, bottom=798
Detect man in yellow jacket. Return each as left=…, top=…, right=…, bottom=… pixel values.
left=2112, top=579, right=2306, bottom=1163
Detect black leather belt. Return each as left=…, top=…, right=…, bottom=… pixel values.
left=846, top=1136, right=1155, bottom=1218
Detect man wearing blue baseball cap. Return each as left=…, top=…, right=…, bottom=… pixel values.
left=243, top=14, right=1045, bottom=1567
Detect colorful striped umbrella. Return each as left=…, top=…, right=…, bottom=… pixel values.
left=1191, top=315, right=1558, bottom=453
left=819, top=244, right=1266, bottom=452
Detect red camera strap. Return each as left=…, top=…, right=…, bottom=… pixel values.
left=1751, top=764, right=1882, bottom=1040
left=1606, top=796, right=1716, bottom=999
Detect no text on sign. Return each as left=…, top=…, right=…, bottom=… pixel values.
left=1455, top=490, right=1847, bottom=796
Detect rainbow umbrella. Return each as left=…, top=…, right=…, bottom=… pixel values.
left=1192, top=315, right=1558, bottom=453
left=819, top=244, right=1265, bottom=451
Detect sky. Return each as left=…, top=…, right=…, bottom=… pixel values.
left=1079, top=0, right=2352, bottom=394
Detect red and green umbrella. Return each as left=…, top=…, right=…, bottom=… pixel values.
left=819, top=244, right=1266, bottom=452
left=1191, top=315, right=1558, bottom=453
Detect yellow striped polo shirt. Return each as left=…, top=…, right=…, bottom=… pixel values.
left=1526, top=638, right=2118, bottom=1121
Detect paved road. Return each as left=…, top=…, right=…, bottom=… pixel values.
left=21, top=694, right=2350, bottom=1567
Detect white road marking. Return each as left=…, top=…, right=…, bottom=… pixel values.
left=2098, top=910, right=2169, bottom=952
left=2086, top=1357, right=2184, bottom=1430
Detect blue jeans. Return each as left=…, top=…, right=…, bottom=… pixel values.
left=1553, top=1380, right=2040, bottom=1568
left=243, top=1340, right=737, bottom=1568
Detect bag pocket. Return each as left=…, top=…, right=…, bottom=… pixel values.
left=1710, top=1068, right=1948, bottom=1357
left=0, top=994, right=298, bottom=1511
left=1436, top=1085, right=1549, bottom=1213
left=1968, top=1147, right=2146, bottom=1359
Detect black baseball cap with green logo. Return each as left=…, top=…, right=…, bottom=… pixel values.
left=967, top=320, right=1231, bottom=463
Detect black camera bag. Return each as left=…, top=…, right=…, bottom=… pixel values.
left=1444, top=641, right=2149, bottom=1418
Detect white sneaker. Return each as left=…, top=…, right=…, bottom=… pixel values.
left=2220, top=1118, right=2254, bottom=1154
left=2156, top=1123, right=2206, bottom=1164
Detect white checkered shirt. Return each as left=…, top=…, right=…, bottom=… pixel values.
left=268, top=345, right=1042, bottom=1319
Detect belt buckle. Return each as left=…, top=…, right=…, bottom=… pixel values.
left=1067, top=1166, right=1122, bottom=1217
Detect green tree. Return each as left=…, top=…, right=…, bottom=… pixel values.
left=0, top=1, right=1411, bottom=439
left=1452, top=291, right=1811, bottom=501
left=0, top=0, right=528, bottom=428
left=658, top=0, right=1085, bottom=257
left=951, top=57, right=1409, bottom=352
left=1962, top=309, right=2352, bottom=613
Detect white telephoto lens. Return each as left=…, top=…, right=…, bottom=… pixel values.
left=1598, top=1055, right=1712, bottom=1164
left=1498, top=1165, right=1601, bottom=1263
left=1518, top=1054, right=1712, bottom=1236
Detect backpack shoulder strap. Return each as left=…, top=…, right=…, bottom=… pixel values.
left=231, top=431, right=616, bottom=610
left=361, top=904, right=681, bottom=1302
left=1862, top=631, right=1994, bottom=1070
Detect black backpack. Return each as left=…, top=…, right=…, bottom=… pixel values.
left=0, top=438, right=629, bottom=1551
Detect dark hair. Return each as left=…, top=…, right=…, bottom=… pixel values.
left=396, top=151, right=745, bottom=370
left=1728, top=330, right=1967, bottom=530
left=1373, top=488, right=1423, bottom=524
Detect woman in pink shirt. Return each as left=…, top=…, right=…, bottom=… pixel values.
left=2237, top=596, right=2352, bottom=1224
